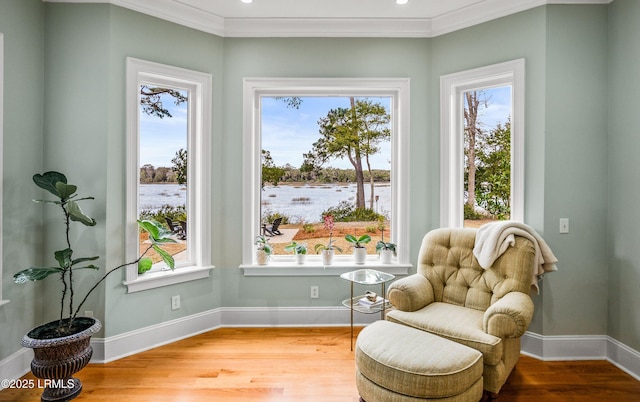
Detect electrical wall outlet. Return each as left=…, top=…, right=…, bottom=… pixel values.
left=559, top=218, right=569, bottom=234
left=171, top=295, right=181, bottom=310
left=310, top=286, right=319, bottom=299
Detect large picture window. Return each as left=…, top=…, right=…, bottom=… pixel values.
left=440, top=59, right=525, bottom=228
left=242, top=78, right=410, bottom=274
left=124, top=58, right=213, bottom=292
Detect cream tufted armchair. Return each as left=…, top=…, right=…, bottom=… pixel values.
left=386, top=227, right=535, bottom=397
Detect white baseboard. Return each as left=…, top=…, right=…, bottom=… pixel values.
left=521, top=331, right=640, bottom=381
left=3, top=308, right=639, bottom=386
left=0, top=348, right=33, bottom=391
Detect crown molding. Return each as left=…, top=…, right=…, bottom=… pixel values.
left=43, top=0, right=613, bottom=38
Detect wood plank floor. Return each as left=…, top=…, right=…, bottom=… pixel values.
left=1, top=327, right=639, bottom=401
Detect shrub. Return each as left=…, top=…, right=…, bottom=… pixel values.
left=139, top=204, right=186, bottom=229
left=321, top=201, right=385, bottom=222
left=262, top=210, right=290, bottom=225
left=463, top=203, right=484, bottom=220
left=302, top=223, right=316, bottom=233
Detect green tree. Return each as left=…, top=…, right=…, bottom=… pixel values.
left=140, top=85, right=188, bottom=118
left=475, top=120, right=511, bottom=218
left=172, top=148, right=187, bottom=185
left=302, top=98, right=390, bottom=208
left=261, top=149, right=285, bottom=187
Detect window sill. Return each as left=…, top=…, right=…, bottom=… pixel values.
left=240, top=260, right=411, bottom=277
left=0, top=299, right=9, bottom=307
left=123, top=265, right=215, bottom=293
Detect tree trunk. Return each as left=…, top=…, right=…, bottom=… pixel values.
left=465, top=91, right=479, bottom=210
left=349, top=97, right=366, bottom=209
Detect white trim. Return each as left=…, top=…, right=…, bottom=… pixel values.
left=440, top=59, right=525, bottom=227
left=124, top=57, right=214, bottom=292
left=0, top=348, right=32, bottom=391
left=241, top=263, right=411, bottom=277
left=521, top=332, right=640, bottom=381
left=43, top=0, right=612, bottom=38
left=242, top=77, right=410, bottom=269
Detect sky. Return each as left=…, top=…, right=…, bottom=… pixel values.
left=139, top=89, right=188, bottom=168
left=138, top=86, right=512, bottom=169
left=261, top=96, right=392, bottom=170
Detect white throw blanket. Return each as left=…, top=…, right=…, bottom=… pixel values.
left=473, top=221, right=558, bottom=293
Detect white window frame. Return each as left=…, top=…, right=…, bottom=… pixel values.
left=0, top=33, right=7, bottom=307
left=124, top=58, right=214, bottom=293
left=440, top=59, right=525, bottom=227
left=241, top=78, right=411, bottom=276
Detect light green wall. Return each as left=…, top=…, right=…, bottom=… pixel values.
left=0, top=0, right=46, bottom=360
left=2, top=0, right=639, bottom=361
left=542, top=5, right=609, bottom=336
left=608, top=0, right=640, bottom=351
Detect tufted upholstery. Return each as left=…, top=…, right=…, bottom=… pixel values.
left=386, top=227, right=535, bottom=395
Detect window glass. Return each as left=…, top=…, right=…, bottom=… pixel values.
left=138, top=85, right=189, bottom=269
left=260, top=96, right=392, bottom=256
left=462, top=86, right=512, bottom=228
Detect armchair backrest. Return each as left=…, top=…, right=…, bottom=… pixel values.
left=417, top=227, right=535, bottom=312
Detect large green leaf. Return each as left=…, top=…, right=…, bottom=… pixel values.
left=54, top=248, right=73, bottom=268
left=138, top=257, right=153, bottom=274
left=13, top=267, right=64, bottom=283
left=152, top=244, right=175, bottom=270
left=55, top=182, right=77, bottom=200
left=71, top=256, right=99, bottom=265
left=71, top=265, right=100, bottom=271
left=67, top=201, right=97, bottom=226
left=33, top=172, right=67, bottom=198
left=138, top=219, right=160, bottom=239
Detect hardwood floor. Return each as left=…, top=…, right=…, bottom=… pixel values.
left=1, top=327, right=639, bottom=401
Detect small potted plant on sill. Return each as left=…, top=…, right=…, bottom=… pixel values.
left=13, top=171, right=176, bottom=402
left=345, top=234, right=371, bottom=265
left=255, top=235, right=272, bottom=265
left=375, top=227, right=397, bottom=264
left=314, top=214, right=342, bottom=265
left=284, top=241, right=308, bottom=264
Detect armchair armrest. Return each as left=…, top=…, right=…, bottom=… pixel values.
left=387, top=274, right=434, bottom=312
left=483, top=291, right=534, bottom=338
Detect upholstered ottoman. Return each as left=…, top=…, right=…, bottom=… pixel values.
left=356, top=320, right=484, bottom=402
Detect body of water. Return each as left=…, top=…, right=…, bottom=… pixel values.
left=261, top=182, right=391, bottom=223
left=139, top=182, right=391, bottom=223
left=139, top=183, right=187, bottom=212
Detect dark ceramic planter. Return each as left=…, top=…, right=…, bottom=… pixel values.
left=21, top=317, right=101, bottom=402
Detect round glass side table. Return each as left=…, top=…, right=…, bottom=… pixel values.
left=340, top=269, right=395, bottom=350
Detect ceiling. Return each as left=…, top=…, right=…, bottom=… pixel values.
left=48, top=0, right=611, bottom=37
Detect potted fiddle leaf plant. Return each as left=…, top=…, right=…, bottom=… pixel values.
left=345, top=233, right=371, bottom=264
left=13, top=171, right=176, bottom=402
left=284, top=241, right=308, bottom=264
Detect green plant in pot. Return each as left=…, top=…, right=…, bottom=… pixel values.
left=345, top=234, right=371, bottom=264
left=255, top=235, right=272, bottom=265
left=284, top=241, right=308, bottom=264
left=13, top=171, right=176, bottom=402
left=375, top=226, right=396, bottom=264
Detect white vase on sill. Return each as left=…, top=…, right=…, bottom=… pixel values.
left=321, top=249, right=334, bottom=265
left=256, top=250, right=270, bottom=265
left=296, top=253, right=306, bottom=264
left=379, top=249, right=393, bottom=264
left=353, top=248, right=367, bottom=264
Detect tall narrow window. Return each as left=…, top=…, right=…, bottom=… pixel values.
left=242, top=78, right=410, bottom=273
left=440, top=59, right=525, bottom=228
left=125, top=58, right=213, bottom=292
